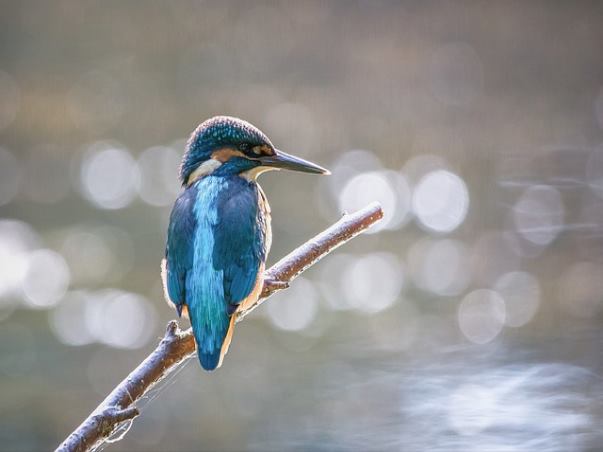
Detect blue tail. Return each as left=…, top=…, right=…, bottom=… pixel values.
left=187, top=275, right=231, bottom=371
left=190, top=312, right=230, bottom=371
left=198, top=347, right=221, bottom=371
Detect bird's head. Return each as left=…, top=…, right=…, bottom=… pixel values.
left=180, top=116, right=329, bottom=186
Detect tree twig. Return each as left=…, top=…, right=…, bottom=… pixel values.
left=56, top=202, right=383, bottom=452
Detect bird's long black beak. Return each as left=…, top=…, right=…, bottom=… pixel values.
left=259, top=149, right=330, bottom=175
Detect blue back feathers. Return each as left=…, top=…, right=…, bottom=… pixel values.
left=180, top=116, right=274, bottom=184
left=165, top=175, right=267, bottom=370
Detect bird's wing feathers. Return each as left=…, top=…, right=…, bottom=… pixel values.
left=164, top=187, right=197, bottom=310
left=213, top=182, right=267, bottom=314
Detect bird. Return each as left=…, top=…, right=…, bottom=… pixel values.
left=162, top=116, right=329, bottom=371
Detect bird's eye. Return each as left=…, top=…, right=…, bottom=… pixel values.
left=251, top=145, right=263, bottom=155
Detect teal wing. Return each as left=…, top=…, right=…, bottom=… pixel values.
left=213, top=179, right=268, bottom=315
left=164, top=187, right=197, bottom=315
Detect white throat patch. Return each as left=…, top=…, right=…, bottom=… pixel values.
left=187, top=159, right=222, bottom=185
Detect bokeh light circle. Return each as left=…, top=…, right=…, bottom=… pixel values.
left=325, top=150, right=383, bottom=199
left=494, top=271, right=540, bottom=327
left=458, top=289, right=506, bottom=344
left=408, top=238, right=471, bottom=296
left=61, top=230, right=114, bottom=285
left=84, top=289, right=158, bottom=349
left=266, top=277, right=319, bottom=332
left=79, top=142, right=140, bottom=209
left=412, top=170, right=469, bottom=233
left=21, top=249, right=70, bottom=309
left=0, top=219, right=40, bottom=296
left=341, top=252, right=404, bottom=313
left=339, top=170, right=411, bottom=233
left=100, top=292, right=157, bottom=348
left=49, top=291, right=95, bottom=346
left=513, top=185, right=564, bottom=246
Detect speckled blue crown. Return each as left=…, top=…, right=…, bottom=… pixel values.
left=179, top=116, right=273, bottom=183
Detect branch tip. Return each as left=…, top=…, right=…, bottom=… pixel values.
left=165, top=320, right=179, bottom=338
left=263, top=278, right=289, bottom=292
left=106, top=406, right=139, bottom=423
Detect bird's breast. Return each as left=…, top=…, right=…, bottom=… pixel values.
left=256, top=183, right=272, bottom=254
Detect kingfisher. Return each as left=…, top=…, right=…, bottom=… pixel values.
left=162, top=116, right=329, bottom=371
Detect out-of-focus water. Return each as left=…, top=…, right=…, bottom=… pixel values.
left=1, top=1, right=603, bottom=451
left=253, top=345, right=603, bottom=452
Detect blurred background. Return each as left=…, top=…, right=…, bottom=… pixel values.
left=1, top=1, right=603, bottom=451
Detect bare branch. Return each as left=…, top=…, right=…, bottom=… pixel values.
left=56, top=202, right=383, bottom=452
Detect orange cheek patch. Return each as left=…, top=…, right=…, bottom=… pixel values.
left=211, top=148, right=245, bottom=162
